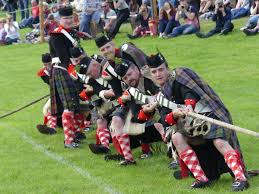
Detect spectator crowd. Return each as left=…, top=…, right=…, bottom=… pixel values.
left=0, top=0, right=259, bottom=45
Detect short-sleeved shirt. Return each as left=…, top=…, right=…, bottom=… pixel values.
left=100, top=9, right=117, bottom=24
left=182, top=5, right=199, bottom=28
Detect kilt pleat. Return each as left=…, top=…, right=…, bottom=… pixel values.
left=50, top=68, right=80, bottom=115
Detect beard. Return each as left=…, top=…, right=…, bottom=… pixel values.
left=104, top=52, right=115, bottom=60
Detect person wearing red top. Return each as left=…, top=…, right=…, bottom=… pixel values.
left=144, top=52, right=249, bottom=191
left=19, top=0, right=40, bottom=28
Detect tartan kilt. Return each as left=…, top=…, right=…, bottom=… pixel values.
left=50, top=68, right=80, bottom=115
left=202, top=113, right=243, bottom=158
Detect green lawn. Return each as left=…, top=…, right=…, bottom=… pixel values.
left=0, top=17, right=259, bottom=194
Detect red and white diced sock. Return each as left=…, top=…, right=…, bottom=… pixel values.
left=96, top=133, right=101, bottom=145
left=74, top=113, right=86, bottom=132
left=179, top=146, right=208, bottom=182
left=116, top=133, right=134, bottom=161
left=62, top=111, right=76, bottom=145
left=46, top=113, right=57, bottom=129
left=179, top=158, right=189, bottom=178
left=43, top=115, right=48, bottom=125
left=112, top=136, right=123, bottom=155
left=97, top=128, right=110, bottom=148
left=224, top=150, right=246, bottom=181
left=141, top=143, right=151, bottom=153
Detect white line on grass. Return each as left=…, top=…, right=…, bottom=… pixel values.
left=1, top=123, right=121, bottom=194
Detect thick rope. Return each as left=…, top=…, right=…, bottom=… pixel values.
left=0, top=94, right=49, bottom=119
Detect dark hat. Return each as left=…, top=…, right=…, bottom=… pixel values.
left=146, top=52, right=167, bottom=68
left=70, top=47, right=85, bottom=58
left=42, top=53, right=51, bottom=63
left=59, top=6, right=73, bottom=17
left=95, top=34, right=111, bottom=48
left=78, top=56, right=92, bottom=74
left=115, top=60, right=134, bottom=77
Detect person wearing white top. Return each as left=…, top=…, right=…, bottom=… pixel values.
left=79, top=0, right=102, bottom=34
left=107, top=0, right=130, bottom=39
left=4, top=16, right=20, bottom=44
left=100, top=1, right=117, bottom=32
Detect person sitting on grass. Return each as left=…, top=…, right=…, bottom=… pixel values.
left=231, top=0, right=251, bottom=20
left=4, top=15, right=20, bottom=44
left=100, top=1, right=117, bottom=34
left=158, top=2, right=180, bottom=38
left=240, top=0, right=259, bottom=30
left=163, top=0, right=200, bottom=38
left=127, top=4, right=151, bottom=39
left=242, top=18, right=259, bottom=35
left=19, top=0, right=39, bottom=29
left=196, top=0, right=233, bottom=38
left=199, top=0, right=215, bottom=15
left=0, top=17, right=7, bottom=45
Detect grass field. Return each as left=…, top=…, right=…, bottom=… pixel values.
left=0, top=17, right=259, bottom=194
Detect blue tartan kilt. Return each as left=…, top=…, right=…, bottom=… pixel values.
left=50, top=68, right=80, bottom=115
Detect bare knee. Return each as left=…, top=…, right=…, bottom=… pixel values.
left=111, top=116, right=124, bottom=128
left=213, top=138, right=232, bottom=154
left=110, top=116, right=124, bottom=135
left=97, top=119, right=107, bottom=129
left=171, top=132, right=185, bottom=147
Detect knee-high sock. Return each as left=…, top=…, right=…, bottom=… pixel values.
left=179, top=146, right=208, bottom=182
left=74, top=113, right=84, bottom=133
left=96, top=133, right=101, bottom=145
left=46, top=113, right=57, bottom=129
left=116, top=133, right=134, bottom=161
left=62, top=111, right=76, bottom=144
left=97, top=128, right=110, bottom=148
left=112, top=136, right=123, bottom=155
left=224, top=150, right=246, bottom=181
left=141, top=143, right=151, bottom=153
left=179, top=158, right=189, bottom=178
left=43, top=115, right=48, bottom=125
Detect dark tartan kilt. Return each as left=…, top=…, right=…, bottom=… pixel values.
left=50, top=68, right=80, bottom=115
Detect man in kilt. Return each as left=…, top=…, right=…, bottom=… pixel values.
left=36, top=53, right=58, bottom=135
left=95, top=35, right=155, bottom=165
left=69, top=47, right=125, bottom=159
left=113, top=59, right=164, bottom=163
left=144, top=52, right=249, bottom=191
left=49, top=6, right=82, bottom=148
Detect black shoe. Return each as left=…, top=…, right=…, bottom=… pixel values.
left=119, top=159, right=136, bottom=166
left=168, top=160, right=179, bottom=169
left=64, top=142, right=80, bottom=149
left=36, top=124, right=56, bottom=135
left=191, top=179, right=211, bottom=189
left=104, top=154, right=124, bottom=161
left=88, top=144, right=110, bottom=154
left=173, top=170, right=192, bottom=179
left=127, top=34, right=137, bottom=39
left=74, top=138, right=81, bottom=144
left=195, top=32, right=206, bottom=38
left=243, top=28, right=258, bottom=36
left=232, top=180, right=249, bottom=192
left=219, top=28, right=230, bottom=36
left=75, top=132, right=86, bottom=140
